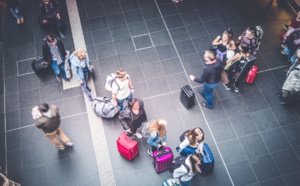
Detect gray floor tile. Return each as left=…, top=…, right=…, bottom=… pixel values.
left=179, top=106, right=207, bottom=128
left=239, top=133, right=269, bottom=159
left=5, top=77, right=18, bottom=95
left=204, top=19, right=225, bottom=35
left=132, top=81, right=150, bottom=98
left=209, top=119, right=237, bottom=143
left=227, top=160, right=257, bottom=186
left=201, top=100, right=227, bottom=123
left=7, top=149, right=22, bottom=174
left=156, top=110, right=185, bottom=132
left=197, top=8, right=218, bottom=22
left=249, top=154, right=281, bottom=181
left=121, top=0, right=139, bottom=12
left=152, top=93, right=177, bottom=114
left=180, top=11, right=201, bottom=26
left=218, top=139, right=247, bottom=164
left=141, top=62, right=165, bottom=80
left=255, top=71, right=280, bottom=90
left=151, top=30, right=172, bottom=46
left=19, top=89, right=41, bottom=109
left=193, top=36, right=212, bottom=52
left=21, top=165, right=49, bottom=186
left=261, top=87, right=283, bottom=107
left=169, top=27, right=190, bottom=42
left=221, top=96, right=248, bottom=118
left=86, top=5, right=105, bottom=19
left=17, top=44, right=36, bottom=61
left=103, top=2, right=122, bottom=15
left=6, top=93, right=19, bottom=112
left=124, top=10, right=144, bottom=24
left=251, top=108, right=280, bottom=132
left=204, top=165, right=232, bottom=186
left=282, top=123, right=300, bottom=147
left=259, top=177, right=286, bottom=186
left=175, top=39, right=197, bottom=56
left=137, top=47, right=159, bottom=64
left=128, top=21, right=149, bottom=36
left=110, top=25, right=130, bottom=41
left=114, top=38, right=135, bottom=54
left=261, top=128, right=291, bottom=153
left=283, top=171, right=300, bottom=186
left=63, top=96, right=86, bottom=116
left=271, top=106, right=300, bottom=127
left=146, top=18, right=166, bottom=33
left=95, top=42, right=116, bottom=58
left=5, top=61, right=17, bottom=78
left=6, top=110, right=20, bottom=130
left=126, top=66, right=145, bottom=83
left=91, top=29, right=112, bottom=44
left=106, top=13, right=127, bottom=28
left=18, top=59, right=34, bottom=75
left=146, top=77, right=170, bottom=96
left=161, top=58, right=184, bottom=75
left=272, top=148, right=300, bottom=175
left=262, top=52, right=287, bottom=69
left=40, top=84, right=63, bottom=103
left=159, top=3, right=178, bottom=17
left=47, top=158, right=75, bottom=185
left=18, top=74, right=39, bottom=92
left=7, top=130, right=21, bottom=152
left=118, top=51, right=140, bottom=69
left=230, top=114, right=258, bottom=137
left=141, top=6, right=161, bottom=20
left=186, top=23, right=208, bottom=39
left=166, top=72, right=190, bottom=91
left=241, top=91, right=269, bottom=112
left=164, top=15, right=184, bottom=29
left=180, top=53, right=203, bottom=71
left=98, top=55, right=121, bottom=74
left=156, top=44, right=178, bottom=60
left=133, top=35, right=153, bottom=49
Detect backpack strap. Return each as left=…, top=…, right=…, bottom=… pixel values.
left=111, top=78, right=120, bottom=90
left=179, top=163, right=191, bottom=181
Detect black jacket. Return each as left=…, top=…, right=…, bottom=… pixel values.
left=194, top=60, right=222, bottom=84
left=39, top=0, right=60, bottom=20
left=42, top=37, right=66, bottom=63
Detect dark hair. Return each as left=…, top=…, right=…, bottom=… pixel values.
left=46, top=34, right=56, bottom=43
left=190, top=153, right=201, bottom=174
left=128, top=98, right=137, bottom=107
left=39, top=103, right=49, bottom=112
left=223, top=28, right=233, bottom=42
left=246, top=27, right=256, bottom=37
left=240, top=42, right=249, bottom=53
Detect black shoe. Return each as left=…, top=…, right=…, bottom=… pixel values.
left=87, top=86, right=91, bottom=92
left=201, top=101, right=212, bottom=109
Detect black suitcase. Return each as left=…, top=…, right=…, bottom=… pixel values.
left=31, top=56, right=50, bottom=75
left=234, top=56, right=256, bottom=83
left=180, top=85, right=195, bottom=109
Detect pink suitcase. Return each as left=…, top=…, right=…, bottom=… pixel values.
left=153, top=147, right=173, bottom=173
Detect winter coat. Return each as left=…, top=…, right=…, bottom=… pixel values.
left=39, top=0, right=60, bottom=20
left=194, top=60, right=222, bottom=84
left=35, top=105, right=60, bottom=133
left=282, top=61, right=300, bottom=92
left=69, top=52, right=92, bottom=81
left=42, top=36, right=66, bottom=63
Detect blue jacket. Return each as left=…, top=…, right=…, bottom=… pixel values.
left=69, top=52, right=92, bottom=81
left=147, top=131, right=167, bottom=147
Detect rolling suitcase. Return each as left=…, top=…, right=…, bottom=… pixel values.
left=31, top=56, right=49, bottom=75
left=117, top=132, right=139, bottom=161
left=153, top=147, right=173, bottom=173
left=162, top=178, right=179, bottom=186
left=180, top=85, right=195, bottom=109
left=199, top=143, right=214, bottom=175
left=234, top=56, right=256, bottom=83
left=245, top=65, right=258, bottom=84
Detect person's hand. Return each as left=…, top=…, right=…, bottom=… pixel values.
left=130, top=88, right=134, bottom=94
left=126, top=129, right=131, bottom=133
left=90, top=65, right=94, bottom=70
left=175, top=180, right=181, bottom=185
left=42, top=19, right=47, bottom=24
left=162, top=142, right=167, bottom=146
left=79, top=80, right=84, bottom=85
left=238, top=36, right=242, bottom=40
left=113, top=100, right=118, bottom=107
left=56, top=13, right=60, bottom=20
left=189, top=75, right=195, bottom=81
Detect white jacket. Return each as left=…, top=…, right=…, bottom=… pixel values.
left=173, top=156, right=195, bottom=182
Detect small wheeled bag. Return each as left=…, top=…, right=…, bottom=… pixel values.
left=91, top=97, right=120, bottom=118
left=31, top=56, right=49, bottom=75
left=199, top=143, right=214, bottom=175
left=180, top=85, right=195, bottom=109
left=153, top=147, right=173, bottom=173
left=117, top=132, right=139, bottom=161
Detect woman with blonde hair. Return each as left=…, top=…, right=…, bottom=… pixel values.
left=69, top=49, right=94, bottom=101
left=147, top=119, right=167, bottom=156
left=212, top=28, right=236, bottom=62
left=177, top=127, right=205, bottom=157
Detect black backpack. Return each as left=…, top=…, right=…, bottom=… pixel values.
left=169, top=156, right=190, bottom=174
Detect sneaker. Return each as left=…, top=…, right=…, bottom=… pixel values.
left=201, top=101, right=212, bottom=109
left=234, top=87, right=239, bottom=92
left=65, top=141, right=73, bottom=147
left=17, top=19, right=21, bottom=24
left=281, top=50, right=286, bottom=55
left=134, top=132, right=142, bottom=139
left=58, top=146, right=65, bottom=150
left=281, top=44, right=286, bottom=48
left=56, top=75, right=62, bottom=83
left=223, top=83, right=231, bottom=90
left=147, top=150, right=153, bottom=156
left=20, top=17, right=24, bottom=24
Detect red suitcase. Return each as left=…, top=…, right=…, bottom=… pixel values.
left=153, top=147, right=173, bottom=173
left=245, top=65, right=258, bottom=84
left=117, top=132, right=139, bottom=161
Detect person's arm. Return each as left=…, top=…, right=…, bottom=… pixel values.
left=57, top=38, right=66, bottom=57
left=129, top=80, right=134, bottom=94
left=178, top=137, right=190, bottom=151
left=226, top=53, right=240, bottom=64
left=197, top=142, right=204, bottom=154
left=53, top=0, right=61, bottom=19
left=118, top=112, right=130, bottom=131
left=190, top=70, right=208, bottom=84
left=147, top=132, right=158, bottom=146
left=40, top=3, right=47, bottom=21
left=212, top=36, right=221, bottom=46
left=112, top=93, right=118, bottom=107
left=229, top=40, right=236, bottom=50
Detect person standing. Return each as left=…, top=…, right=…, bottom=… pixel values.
left=39, top=0, right=64, bottom=38
left=236, top=27, right=259, bottom=56
left=147, top=119, right=167, bottom=156
left=69, top=49, right=94, bottom=102
left=111, top=70, right=134, bottom=109
left=189, top=50, right=222, bottom=109
left=0, top=0, right=24, bottom=24
left=42, top=34, right=67, bottom=82
left=33, top=103, right=73, bottom=150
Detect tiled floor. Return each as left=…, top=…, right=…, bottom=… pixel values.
left=1, top=0, right=300, bottom=185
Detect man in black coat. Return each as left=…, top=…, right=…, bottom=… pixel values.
left=189, top=50, right=222, bottom=109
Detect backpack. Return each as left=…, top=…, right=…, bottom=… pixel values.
left=255, top=25, right=264, bottom=45
left=105, top=73, right=120, bottom=91
left=137, top=120, right=155, bottom=138
left=169, top=156, right=190, bottom=174
left=91, top=97, right=120, bottom=118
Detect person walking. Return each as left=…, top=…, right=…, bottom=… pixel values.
left=42, top=34, right=68, bottom=82
left=189, top=50, right=222, bottom=109
left=69, top=49, right=94, bottom=102
left=111, top=70, right=134, bottom=109
left=173, top=154, right=202, bottom=186
left=147, top=119, right=167, bottom=156
left=39, top=0, right=64, bottom=37
left=0, top=0, right=24, bottom=24
left=33, top=103, right=73, bottom=150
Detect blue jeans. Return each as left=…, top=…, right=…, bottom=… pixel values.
left=80, top=72, right=92, bottom=100
left=117, top=93, right=133, bottom=109
left=51, top=60, right=66, bottom=79
left=199, top=83, right=218, bottom=109
left=10, top=7, right=22, bottom=19
left=180, top=180, right=191, bottom=186
left=284, top=47, right=297, bottom=63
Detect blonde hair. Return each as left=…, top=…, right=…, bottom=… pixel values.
left=149, top=119, right=167, bottom=139
left=116, top=70, right=126, bottom=78
left=73, top=49, right=86, bottom=59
